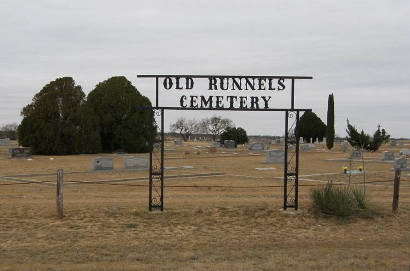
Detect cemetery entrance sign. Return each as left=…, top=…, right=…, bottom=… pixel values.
left=137, top=74, right=312, bottom=211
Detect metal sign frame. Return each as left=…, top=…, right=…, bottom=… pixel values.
left=137, top=74, right=312, bottom=211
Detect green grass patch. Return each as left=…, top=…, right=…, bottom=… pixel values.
left=311, top=182, right=369, bottom=217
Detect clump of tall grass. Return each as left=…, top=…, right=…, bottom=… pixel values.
left=311, top=182, right=368, bottom=217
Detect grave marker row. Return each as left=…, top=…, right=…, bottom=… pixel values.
left=248, top=142, right=267, bottom=152
left=0, top=138, right=10, bottom=146
left=92, top=157, right=148, bottom=171
left=8, top=147, right=31, bottom=158
left=224, top=140, right=236, bottom=149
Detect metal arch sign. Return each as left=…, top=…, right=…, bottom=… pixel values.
left=137, top=74, right=312, bottom=111
left=137, top=74, right=313, bottom=212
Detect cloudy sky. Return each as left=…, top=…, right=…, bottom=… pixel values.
left=1, top=0, right=409, bottom=137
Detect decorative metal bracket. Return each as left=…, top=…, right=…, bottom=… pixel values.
left=149, top=108, right=164, bottom=211
left=284, top=110, right=300, bottom=210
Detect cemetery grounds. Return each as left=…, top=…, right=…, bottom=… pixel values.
left=0, top=140, right=409, bottom=271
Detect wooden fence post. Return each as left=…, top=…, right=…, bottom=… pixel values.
left=57, top=169, right=64, bottom=218
left=392, top=168, right=401, bottom=213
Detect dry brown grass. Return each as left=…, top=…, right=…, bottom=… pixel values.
left=0, top=140, right=409, bottom=270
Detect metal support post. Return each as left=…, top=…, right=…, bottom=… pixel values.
left=283, top=110, right=300, bottom=210
left=149, top=108, right=164, bottom=211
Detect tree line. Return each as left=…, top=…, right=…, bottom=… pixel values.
left=18, top=76, right=153, bottom=155
left=170, top=116, right=249, bottom=144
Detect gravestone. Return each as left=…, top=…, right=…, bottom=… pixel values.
left=224, top=140, right=236, bottom=149
left=398, top=141, right=404, bottom=147
left=213, top=141, right=221, bottom=148
left=299, top=144, right=310, bottom=152
left=248, top=142, right=266, bottom=152
left=8, top=147, right=31, bottom=158
left=0, top=138, right=10, bottom=146
left=308, top=143, right=315, bottom=149
left=350, top=149, right=362, bottom=159
left=265, top=149, right=284, bottom=163
left=390, top=139, right=396, bottom=147
left=341, top=141, right=349, bottom=152
left=299, top=137, right=304, bottom=144
left=381, top=151, right=395, bottom=161
left=123, top=156, right=148, bottom=170
left=399, top=149, right=409, bottom=157
left=174, top=140, right=183, bottom=146
left=92, top=157, right=113, bottom=171
left=394, top=157, right=407, bottom=170
left=275, top=139, right=281, bottom=144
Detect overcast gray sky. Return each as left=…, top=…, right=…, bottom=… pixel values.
left=1, top=0, right=409, bottom=137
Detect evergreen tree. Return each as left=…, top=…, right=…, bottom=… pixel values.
left=87, top=76, right=153, bottom=153
left=326, top=93, right=335, bottom=150
left=298, top=111, right=326, bottom=143
left=18, top=77, right=100, bottom=154
left=220, top=127, right=248, bottom=144
left=346, top=120, right=390, bottom=151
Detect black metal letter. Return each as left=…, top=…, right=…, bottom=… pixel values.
left=180, top=95, right=187, bottom=108
left=208, top=77, right=218, bottom=90
left=186, top=77, right=194, bottom=89
left=261, top=96, right=271, bottom=109
left=163, top=77, right=173, bottom=90
left=278, top=78, right=285, bottom=91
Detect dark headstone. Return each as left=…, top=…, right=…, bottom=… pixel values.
left=224, top=140, right=236, bottom=149
left=8, top=147, right=31, bottom=158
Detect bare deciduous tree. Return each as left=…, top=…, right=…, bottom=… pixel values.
left=170, top=118, right=198, bottom=141
left=207, top=116, right=234, bottom=141
left=0, top=123, right=18, bottom=140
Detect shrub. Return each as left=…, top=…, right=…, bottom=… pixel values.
left=311, top=182, right=367, bottom=217
left=351, top=187, right=367, bottom=210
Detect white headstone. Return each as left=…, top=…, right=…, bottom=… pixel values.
left=398, top=141, right=404, bottom=147
left=381, top=151, right=395, bottom=161
left=265, top=149, right=284, bottom=163
left=308, top=143, right=315, bottom=149
left=93, top=157, right=114, bottom=171
left=300, top=144, right=310, bottom=152
left=399, top=149, right=409, bottom=158
left=350, top=149, right=362, bottom=159
left=248, top=142, right=266, bottom=151
left=123, top=156, right=148, bottom=170
left=0, top=138, right=10, bottom=146
left=394, top=157, right=407, bottom=169
left=341, top=141, right=349, bottom=152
